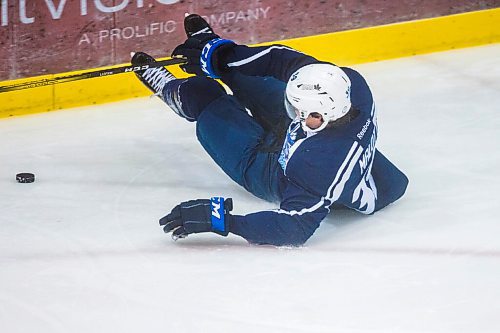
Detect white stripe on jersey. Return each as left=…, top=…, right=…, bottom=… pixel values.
left=328, top=145, right=364, bottom=202
left=275, top=141, right=362, bottom=217
left=326, top=142, right=360, bottom=200
left=276, top=198, right=326, bottom=216
left=227, top=46, right=301, bottom=68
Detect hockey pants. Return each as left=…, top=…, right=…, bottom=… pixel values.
left=170, top=73, right=290, bottom=202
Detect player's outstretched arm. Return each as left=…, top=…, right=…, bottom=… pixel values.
left=171, top=14, right=319, bottom=82
left=221, top=44, right=319, bottom=82
left=229, top=209, right=324, bottom=247
left=159, top=192, right=328, bottom=246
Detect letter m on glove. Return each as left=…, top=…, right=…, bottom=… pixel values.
left=210, top=197, right=225, bottom=232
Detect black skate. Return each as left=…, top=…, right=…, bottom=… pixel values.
left=131, top=52, right=176, bottom=98
left=131, top=52, right=194, bottom=121
left=183, top=14, right=216, bottom=37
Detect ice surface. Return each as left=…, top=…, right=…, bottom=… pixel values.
left=1, top=44, right=499, bottom=333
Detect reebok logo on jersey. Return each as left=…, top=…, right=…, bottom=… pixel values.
left=357, top=119, right=371, bottom=140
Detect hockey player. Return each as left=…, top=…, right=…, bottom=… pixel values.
left=131, top=14, right=408, bottom=246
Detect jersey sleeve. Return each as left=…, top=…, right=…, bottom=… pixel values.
left=228, top=180, right=330, bottom=246
left=220, top=44, right=320, bottom=82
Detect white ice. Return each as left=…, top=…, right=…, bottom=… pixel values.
left=1, top=44, right=500, bottom=333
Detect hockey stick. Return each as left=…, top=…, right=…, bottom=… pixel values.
left=0, top=57, right=187, bottom=93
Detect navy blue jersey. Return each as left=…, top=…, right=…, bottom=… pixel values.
left=220, top=45, right=408, bottom=246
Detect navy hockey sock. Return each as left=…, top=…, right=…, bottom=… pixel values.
left=163, top=76, right=227, bottom=122
left=163, top=79, right=197, bottom=122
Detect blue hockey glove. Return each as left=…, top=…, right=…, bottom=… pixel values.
left=159, top=197, right=233, bottom=240
left=172, top=35, right=234, bottom=78
left=171, top=14, right=234, bottom=78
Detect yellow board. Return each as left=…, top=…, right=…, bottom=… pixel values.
left=1, top=8, right=499, bottom=118
left=279, top=7, right=500, bottom=65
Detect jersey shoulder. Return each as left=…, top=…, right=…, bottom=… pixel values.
left=341, top=67, right=374, bottom=112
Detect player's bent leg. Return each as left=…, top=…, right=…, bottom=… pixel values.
left=195, top=95, right=282, bottom=202
left=131, top=52, right=227, bottom=122
left=162, top=76, right=226, bottom=122
left=222, top=72, right=290, bottom=133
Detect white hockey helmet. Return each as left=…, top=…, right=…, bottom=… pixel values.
left=285, top=64, right=352, bottom=132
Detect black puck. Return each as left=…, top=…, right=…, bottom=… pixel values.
left=16, top=173, right=35, bottom=183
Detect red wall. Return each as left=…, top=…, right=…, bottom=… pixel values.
left=0, top=0, right=498, bottom=80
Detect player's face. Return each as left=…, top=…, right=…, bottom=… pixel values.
left=305, top=112, right=324, bottom=129
left=285, top=95, right=324, bottom=130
